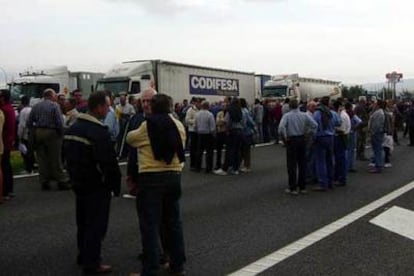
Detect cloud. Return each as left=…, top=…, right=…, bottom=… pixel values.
left=103, top=0, right=283, bottom=14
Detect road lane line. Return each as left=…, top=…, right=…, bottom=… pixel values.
left=370, top=206, right=414, bottom=241
left=12, top=141, right=278, bottom=180
left=228, top=180, right=414, bottom=276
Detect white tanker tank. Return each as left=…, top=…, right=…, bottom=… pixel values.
left=262, top=74, right=341, bottom=102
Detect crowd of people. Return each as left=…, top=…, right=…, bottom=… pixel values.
left=1, top=86, right=414, bottom=275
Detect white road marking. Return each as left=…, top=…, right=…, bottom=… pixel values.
left=13, top=142, right=274, bottom=179
left=228, top=180, right=414, bottom=276
left=370, top=206, right=414, bottom=241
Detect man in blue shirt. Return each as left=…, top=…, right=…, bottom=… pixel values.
left=279, top=99, right=317, bottom=195
left=312, top=97, right=342, bottom=191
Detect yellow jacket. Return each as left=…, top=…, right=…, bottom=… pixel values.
left=126, top=115, right=186, bottom=173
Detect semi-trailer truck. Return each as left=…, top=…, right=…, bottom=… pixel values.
left=262, top=74, right=341, bottom=102
left=9, top=66, right=103, bottom=105
left=96, top=60, right=256, bottom=104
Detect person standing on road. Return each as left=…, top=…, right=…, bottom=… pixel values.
left=345, top=102, right=362, bottom=173
left=305, top=101, right=318, bottom=185
left=253, top=99, right=264, bottom=143
left=127, top=93, right=187, bottom=276
left=240, top=98, right=256, bottom=173
left=406, top=100, right=414, bottom=146
left=116, top=93, right=136, bottom=158
left=185, top=97, right=200, bottom=171
left=27, top=89, right=70, bottom=191
left=279, top=99, right=317, bottom=195
left=18, top=95, right=35, bottom=174
left=0, top=89, right=16, bottom=200
left=368, top=100, right=386, bottom=173
left=214, top=101, right=228, bottom=171
left=354, top=96, right=369, bottom=160
left=333, top=100, right=351, bottom=186
left=63, top=91, right=121, bottom=275
left=0, top=108, right=4, bottom=204
left=223, top=98, right=244, bottom=175
left=313, top=97, right=342, bottom=191
left=195, top=101, right=216, bottom=173
left=103, top=93, right=119, bottom=148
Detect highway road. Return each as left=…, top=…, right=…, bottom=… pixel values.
left=1, top=139, right=413, bottom=276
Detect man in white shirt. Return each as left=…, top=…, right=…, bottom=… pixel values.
left=18, top=96, right=34, bottom=173
left=333, top=100, right=351, bottom=186
left=185, top=97, right=200, bottom=170
left=116, top=93, right=135, bottom=158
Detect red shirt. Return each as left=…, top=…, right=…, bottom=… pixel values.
left=1, top=103, right=16, bottom=151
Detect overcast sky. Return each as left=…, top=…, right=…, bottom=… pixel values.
left=1, top=0, right=413, bottom=84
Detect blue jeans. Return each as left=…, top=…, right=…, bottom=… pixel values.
left=334, top=135, right=348, bottom=184
left=315, top=136, right=334, bottom=189
left=371, top=132, right=384, bottom=170
left=225, top=129, right=243, bottom=172
left=305, top=138, right=316, bottom=184
left=137, top=172, right=186, bottom=276
left=347, top=132, right=357, bottom=170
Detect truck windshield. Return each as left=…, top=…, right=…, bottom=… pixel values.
left=262, top=86, right=288, bottom=98
left=10, top=83, right=60, bottom=102
left=96, top=80, right=129, bottom=96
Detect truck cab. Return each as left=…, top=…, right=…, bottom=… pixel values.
left=262, top=74, right=300, bottom=101
left=95, top=61, right=154, bottom=97
left=9, top=74, right=62, bottom=106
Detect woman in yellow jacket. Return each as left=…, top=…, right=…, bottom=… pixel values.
left=127, top=93, right=186, bottom=276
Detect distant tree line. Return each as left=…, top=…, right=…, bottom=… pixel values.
left=341, top=85, right=414, bottom=100
left=340, top=85, right=367, bottom=100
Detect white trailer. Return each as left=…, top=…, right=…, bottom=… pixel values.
left=9, top=66, right=103, bottom=104
left=262, top=74, right=341, bottom=102
left=96, top=60, right=256, bottom=104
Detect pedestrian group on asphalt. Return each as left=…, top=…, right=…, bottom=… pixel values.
left=1, top=86, right=414, bottom=276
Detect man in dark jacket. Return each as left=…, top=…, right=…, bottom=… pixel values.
left=63, top=91, right=121, bottom=275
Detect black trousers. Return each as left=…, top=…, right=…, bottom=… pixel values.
left=409, top=126, right=414, bottom=146
left=215, top=132, right=227, bottom=169
left=2, top=150, right=14, bottom=196
left=189, top=132, right=198, bottom=168
left=137, top=172, right=186, bottom=276
left=286, top=136, right=306, bottom=190
left=75, top=188, right=111, bottom=269
left=196, top=133, right=214, bottom=172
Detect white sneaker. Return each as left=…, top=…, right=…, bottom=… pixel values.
left=122, top=194, right=136, bottom=199
left=384, top=163, right=392, bottom=168
left=368, top=163, right=375, bottom=167
left=213, top=168, right=228, bottom=176
left=240, top=167, right=251, bottom=173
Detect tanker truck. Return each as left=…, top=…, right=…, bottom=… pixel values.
left=262, top=74, right=341, bottom=102
left=96, top=60, right=256, bottom=104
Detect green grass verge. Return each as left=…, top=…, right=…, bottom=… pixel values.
left=11, top=151, right=24, bottom=175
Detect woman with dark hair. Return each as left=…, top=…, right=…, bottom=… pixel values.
left=214, top=97, right=244, bottom=175
left=240, top=98, right=256, bottom=172
left=127, top=93, right=186, bottom=276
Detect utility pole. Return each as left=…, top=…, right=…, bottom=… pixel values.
left=385, top=71, right=403, bottom=100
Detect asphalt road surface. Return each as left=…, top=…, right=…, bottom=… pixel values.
left=1, top=138, right=413, bottom=276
